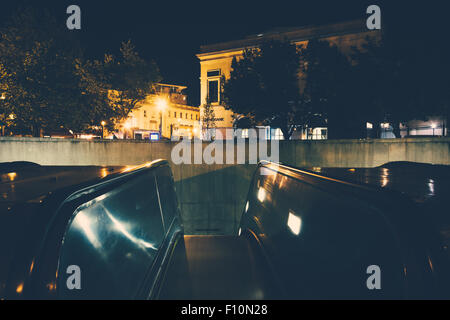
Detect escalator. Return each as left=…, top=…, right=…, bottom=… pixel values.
left=158, top=235, right=282, bottom=300
left=0, top=160, right=449, bottom=299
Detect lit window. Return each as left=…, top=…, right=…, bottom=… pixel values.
left=242, top=129, right=249, bottom=138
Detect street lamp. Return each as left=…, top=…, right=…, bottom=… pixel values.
left=431, top=123, right=436, bottom=136
left=101, top=121, right=106, bottom=139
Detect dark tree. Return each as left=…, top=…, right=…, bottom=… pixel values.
left=75, top=40, right=161, bottom=131
left=222, top=40, right=301, bottom=139
left=0, top=7, right=87, bottom=136
left=300, top=39, right=364, bottom=139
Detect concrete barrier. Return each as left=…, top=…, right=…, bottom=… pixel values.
left=1, top=137, right=449, bottom=234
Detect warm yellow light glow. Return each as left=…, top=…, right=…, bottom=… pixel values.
left=7, top=172, right=17, bottom=181
left=47, top=282, right=56, bottom=291
left=101, top=121, right=106, bottom=126
left=100, top=168, right=108, bottom=178
left=257, top=187, right=266, bottom=203
left=124, top=121, right=132, bottom=130
left=16, top=283, right=24, bottom=294
left=431, top=123, right=437, bottom=129
left=79, top=134, right=95, bottom=140
left=155, top=97, right=168, bottom=111
left=287, top=211, right=302, bottom=236
left=348, top=168, right=356, bottom=172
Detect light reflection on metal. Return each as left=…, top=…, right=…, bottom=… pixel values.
left=257, top=187, right=266, bottom=203
left=7, top=172, right=17, bottom=181
left=238, top=228, right=242, bottom=236
left=428, top=256, right=434, bottom=272
left=104, top=210, right=157, bottom=251
left=74, top=213, right=102, bottom=249
left=47, top=282, right=56, bottom=292
left=428, top=179, right=435, bottom=196
left=16, top=283, right=24, bottom=294
left=287, top=210, right=302, bottom=236
left=100, top=168, right=109, bottom=178
left=380, top=168, right=390, bottom=187
left=245, top=201, right=249, bottom=213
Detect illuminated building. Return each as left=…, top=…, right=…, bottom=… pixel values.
left=197, top=19, right=380, bottom=140
left=117, top=84, right=200, bottom=140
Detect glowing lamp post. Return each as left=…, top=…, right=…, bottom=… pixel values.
left=431, top=123, right=436, bottom=136
left=101, top=121, right=106, bottom=139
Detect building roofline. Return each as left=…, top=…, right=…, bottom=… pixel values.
left=197, top=19, right=374, bottom=57
left=156, top=83, right=188, bottom=90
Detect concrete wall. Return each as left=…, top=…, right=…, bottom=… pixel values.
left=1, top=137, right=449, bottom=234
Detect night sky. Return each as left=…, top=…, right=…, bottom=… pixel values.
left=0, top=1, right=443, bottom=106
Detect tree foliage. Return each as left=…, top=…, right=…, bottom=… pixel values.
left=222, top=40, right=301, bottom=139
left=201, top=98, right=216, bottom=139
left=0, top=7, right=161, bottom=136
left=0, top=7, right=86, bottom=135
left=75, top=40, right=161, bottom=131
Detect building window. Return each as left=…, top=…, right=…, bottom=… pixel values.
left=191, top=114, right=193, bottom=120
left=186, top=113, right=188, bottom=119
left=196, top=115, right=198, bottom=120
left=207, top=70, right=221, bottom=77
left=208, top=80, right=219, bottom=103
left=180, top=113, right=182, bottom=119
left=174, top=112, right=176, bottom=118
left=144, top=110, right=147, bottom=117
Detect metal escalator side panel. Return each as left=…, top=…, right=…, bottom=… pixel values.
left=239, top=162, right=436, bottom=299
left=7, top=160, right=183, bottom=299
